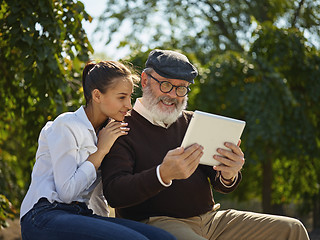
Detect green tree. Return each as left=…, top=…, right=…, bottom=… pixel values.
left=191, top=24, right=320, bottom=216
left=0, top=0, right=92, bottom=225
left=98, top=0, right=319, bottom=57
left=98, top=0, right=320, bottom=228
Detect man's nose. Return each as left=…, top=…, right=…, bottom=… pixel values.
left=166, top=88, right=177, bottom=98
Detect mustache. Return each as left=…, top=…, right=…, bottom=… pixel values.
left=157, top=96, right=179, bottom=105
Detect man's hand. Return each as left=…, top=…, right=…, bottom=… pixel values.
left=213, top=140, right=245, bottom=181
left=159, top=144, right=204, bottom=184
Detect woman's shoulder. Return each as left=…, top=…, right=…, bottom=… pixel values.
left=54, top=111, right=82, bottom=126
left=55, top=111, right=76, bottom=121
left=45, top=111, right=85, bottom=135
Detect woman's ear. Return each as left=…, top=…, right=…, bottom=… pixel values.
left=140, top=72, right=148, bottom=88
left=92, top=89, right=102, bottom=103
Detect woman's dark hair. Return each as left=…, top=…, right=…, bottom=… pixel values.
left=82, top=60, right=139, bottom=105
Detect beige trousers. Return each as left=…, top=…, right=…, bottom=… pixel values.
left=141, top=209, right=309, bottom=240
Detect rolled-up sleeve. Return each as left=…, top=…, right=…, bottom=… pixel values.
left=46, top=120, right=97, bottom=203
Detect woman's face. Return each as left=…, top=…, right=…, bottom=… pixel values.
left=98, top=78, right=133, bottom=121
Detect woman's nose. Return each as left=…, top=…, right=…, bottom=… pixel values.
left=125, top=98, right=132, bottom=109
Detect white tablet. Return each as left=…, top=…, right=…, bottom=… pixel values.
left=181, top=110, right=246, bottom=166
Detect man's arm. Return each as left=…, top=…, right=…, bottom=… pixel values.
left=199, top=165, right=242, bottom=193
left=101, top=140, right=203, bottom=208
left=101, top=141, right=163, bottom=208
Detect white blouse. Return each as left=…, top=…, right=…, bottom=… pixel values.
left=20, top=106, right=108, bottom=219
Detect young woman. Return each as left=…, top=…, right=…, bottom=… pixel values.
left=20, top=61, right=176, bottom=240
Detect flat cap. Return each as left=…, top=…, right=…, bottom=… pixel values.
left=145, top=49, right=198, bottom=83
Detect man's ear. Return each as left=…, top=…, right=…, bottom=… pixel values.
left=141, top=72, right=148, bottom=88
left=92, top=89, right=102, bottom=103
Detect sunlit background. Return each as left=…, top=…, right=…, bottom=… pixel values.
left=81, top=0, right=130, bottom=60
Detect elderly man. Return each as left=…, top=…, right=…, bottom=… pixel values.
left=101, top=49, right=309, bottom=240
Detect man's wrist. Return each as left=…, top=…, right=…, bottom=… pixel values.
left=156, top=165, right=172, bottom=187
left=220, top=173, right=235, bottom=183
left=219, top=172, right=238, bottom=187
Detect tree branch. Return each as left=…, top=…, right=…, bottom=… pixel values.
left=196, top=0, right=244, bottom=51
left=291, top=0, right=305, bottom=28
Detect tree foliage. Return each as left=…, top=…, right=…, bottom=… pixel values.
left=98, top=0, right=320, bottom=226
left=192, top=25, right=320, bottom=209
left=0, top=0, right=92, bottom=224
left=0, top=194, right=16, bottom=229
left=98, top=0, right=320, bottom=57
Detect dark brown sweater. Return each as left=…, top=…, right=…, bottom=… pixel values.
left=101, top=109, right=241, bottom=221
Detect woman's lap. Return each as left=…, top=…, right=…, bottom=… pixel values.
left=21, top=199, right=174, bottom=240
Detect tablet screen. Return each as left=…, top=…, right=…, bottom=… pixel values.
left=181, top=110, right=246, bottom=166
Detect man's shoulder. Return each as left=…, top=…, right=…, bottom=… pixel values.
left=124, top=109, right=152, bottom=123
left=180, top=110, right=194, bottom=122
left=182, top=110, right=194, bottom=117
left=124, top=109, right=141, bottom=122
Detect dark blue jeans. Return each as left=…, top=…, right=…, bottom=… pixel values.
left=21, top=198, right=175, bottom=240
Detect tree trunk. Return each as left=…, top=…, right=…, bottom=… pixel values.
left=262, top=156, right=273, bottom=213
left=272, top=203, right=285, bottom=215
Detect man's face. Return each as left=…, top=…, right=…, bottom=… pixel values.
left=141, top=71, right=189, bottom=124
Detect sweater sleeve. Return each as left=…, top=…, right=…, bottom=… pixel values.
left=199, top=165, right=242, bottom=193
left=101, top=139, right=167, bottom=208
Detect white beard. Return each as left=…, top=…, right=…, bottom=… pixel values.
left=142, top=83, right=188, bottom=125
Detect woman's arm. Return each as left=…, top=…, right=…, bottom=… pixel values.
left=46, top=119, right=97, bottom=203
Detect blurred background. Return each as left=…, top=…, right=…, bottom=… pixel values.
left=1, top=0, right=319, bottom=238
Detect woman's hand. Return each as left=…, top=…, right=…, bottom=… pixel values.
left=97, top=121, right=129, bottom=155
left=89, top=121, right=129, bottom=170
